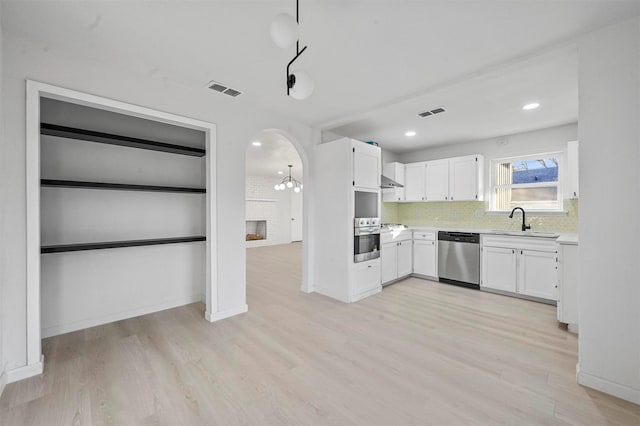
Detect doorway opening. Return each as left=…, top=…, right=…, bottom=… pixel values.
left=244, top=130, right=305, bottom=298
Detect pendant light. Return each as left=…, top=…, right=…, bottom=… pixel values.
left=270, top=0, right=314, bottom=100
left=274, top=165, right=302, bottom=192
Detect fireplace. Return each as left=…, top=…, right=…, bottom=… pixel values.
left=246, top=220, right=267, bottom=241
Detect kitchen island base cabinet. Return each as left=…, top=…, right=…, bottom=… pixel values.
left=481, top=235, right=557, bottom=304
left=352, top=259, right=382, bottom=302
left=412, top=231, right=437, bottom=279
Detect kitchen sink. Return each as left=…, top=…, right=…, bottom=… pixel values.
left=489, top=230, right=560, bottom=238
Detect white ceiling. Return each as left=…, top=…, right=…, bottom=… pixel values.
left=245, top=130, right=303, bottom=179
left=327, top=47, right=579, bottom=152
left=2, top=0, right=639, bottom=165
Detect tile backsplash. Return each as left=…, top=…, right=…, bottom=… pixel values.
left=382, top=199, right=578, bottom=233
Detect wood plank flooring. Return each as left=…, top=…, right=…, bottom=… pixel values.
left=1, top=242, right=639, bottom=425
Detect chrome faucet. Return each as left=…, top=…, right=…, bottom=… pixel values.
left=509, top=207, right=531, bottom=232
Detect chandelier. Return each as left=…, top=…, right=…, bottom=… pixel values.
left=274, top=165, right=302, bottom=192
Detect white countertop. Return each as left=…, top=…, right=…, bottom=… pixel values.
left=402, top=226, right=578, bottom=241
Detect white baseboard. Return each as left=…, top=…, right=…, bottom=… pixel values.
left=205, top=304, right=248, bottom=322
left=6, top=355, right=44, bottom=384
left=0, top=369, right=7, bottom=398
left=350, top=286, right=382, bottom=303
left=42, top=295, right=202, bottom=338
left=577, top=366, right=640, bottom=405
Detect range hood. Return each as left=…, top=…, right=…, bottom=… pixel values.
left=381, top=175, right=404, bottom=189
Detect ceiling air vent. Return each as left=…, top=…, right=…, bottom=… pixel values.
left=207, top=81, right=243, bottom=98
left=418, top=107, right=446, bottom=117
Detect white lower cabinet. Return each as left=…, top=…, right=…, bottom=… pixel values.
left=381, top=231, right=413, bottom=285
left=397, top=240, right=413, bottom=278
left=518, top=249, right=558, bottom=299
left=557, top=241, right=579, bottom=332
left=482, top=246, right=517, bottom=292
left=481, top=235, right=558, bottom=301
left=353, top=259, right=381, bottom=299
left=381, top=242, right=398, bottom=284
left=413, top=231, right=437, bottom=278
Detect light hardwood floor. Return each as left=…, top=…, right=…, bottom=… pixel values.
left=1, top=242, right=639, bottom=425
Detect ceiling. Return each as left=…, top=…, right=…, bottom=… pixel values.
left=327, top=47, right=579, bottom=152
left=245, top=130, right=303, bottom=179
left=2, top=0, right=639, bottom=164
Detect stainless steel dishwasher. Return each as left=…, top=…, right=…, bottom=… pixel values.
left=438, top=231, right=480, bottom=289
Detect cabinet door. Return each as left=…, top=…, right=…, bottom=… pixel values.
left=397, top=240, right=413, bottom=277
left=353, top=146, right=380, bottom=190
left=381, top=242, right=398, bottom=284
left=481, top=246, right=517, bottom=292
left=404, top=163, right=427, bottom=201
left=413, top=240, right=437, bottom=277
left=425, top=160, right=449, bottom=201
left=558, top=244, right=579, bottom=325
left=518, top=249, right=558, bottom=300
left=353, top=260, right=381, bottom=297
left=449, top=156, right=479, bottom=201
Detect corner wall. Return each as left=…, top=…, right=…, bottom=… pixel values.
left=0, top=32, right=316, bottom=375
left=578, top=16, right=640, bottom=404
left=0, top=0, right=7, bottom=396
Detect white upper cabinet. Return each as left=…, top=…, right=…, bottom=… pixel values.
left=425, top=159, right=449, bottom=201
left=404, top=162, right=427, bottom=201
left=353, top=143, right=381, bottom=191
left=565, top=140, right=579, bottom=199
left=382, top=162, right=405, bottom=202
left=449, top=155, right=483, bottom=201
left=402, top=155, right=483, bottom=203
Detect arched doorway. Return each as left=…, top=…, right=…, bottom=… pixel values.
left=244, top=129, right=308, bottom=298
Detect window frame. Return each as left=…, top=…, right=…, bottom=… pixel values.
left=489, top=151, right=564, bottom=213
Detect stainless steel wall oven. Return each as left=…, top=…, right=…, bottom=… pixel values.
left=354, top=217, right=380, bottom=263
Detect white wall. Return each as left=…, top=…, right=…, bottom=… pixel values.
left=0, top=32, right=316, bottom=373
left=395, top=123, right=578, bottom=200
left=577, top=17, right=640, bottom=404
left=0, top=1, right=7, bottom=395
left=246, top=175, right=292, bottom=247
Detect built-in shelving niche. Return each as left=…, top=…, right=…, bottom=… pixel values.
left=39, top=97, right=208, bottom=338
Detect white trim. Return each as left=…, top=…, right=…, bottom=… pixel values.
left=577, top=368, right=640, bottom=405
left=246, top=198, right=277, bottom=203
left=0, top=370, right=7, bottom=397
left=42, top=295, right=202, bottom=339
left=206, top=304, right=248, bottom=322
left=25, top=81, right=43, bottom=366
left=6, top=356, right=44, bottom=384
left=25, top=80, right=218, bottom=372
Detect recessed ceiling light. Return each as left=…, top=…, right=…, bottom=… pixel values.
left=405, top=131, right=417, bottom=137
left=252, top=141, right=262, bottom=146
left=277, top=171, right=284, bottom=175
left=522, top=102, right=540, bottom=110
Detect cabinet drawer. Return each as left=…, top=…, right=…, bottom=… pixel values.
left=413, top=231, right=436, bottom=241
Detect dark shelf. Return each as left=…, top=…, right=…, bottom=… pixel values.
left=41, top=123, right=206, bottom=157
left=41, top=236, right=206, bottom=254
left=41, top=179, right=205, bottom=194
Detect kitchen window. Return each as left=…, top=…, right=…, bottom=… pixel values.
left=490, top=153, right=563, bottom=212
